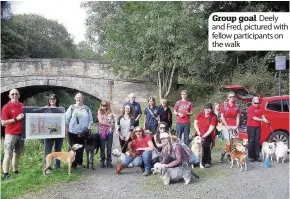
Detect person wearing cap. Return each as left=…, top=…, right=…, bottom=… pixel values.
left=1, top=89, right=25, bottom=180
left=43, top=94, right=64, bottom=175
left=159, top=131, right=199, bottom=168
left=124, top=93, right=142, bottom=127
left=247, top=97, right=269, bottom=162
left=173, top=90, right=193, bottom=146
left=194, top=103, right=218, bottom=168
left=116, top=126, right=153, bottom=176
left=218, top=91, right=241, bottom=163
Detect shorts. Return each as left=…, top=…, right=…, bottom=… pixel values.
left=4, top=134, right=24, bottom=156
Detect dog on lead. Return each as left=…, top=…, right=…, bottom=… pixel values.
left=190, top=136, right=203, bottom=168
left=224, top=144, right=247, bottom=172
left=43, top=144, right=83, bottom=175
left=78, top=128, right=100, bottom=170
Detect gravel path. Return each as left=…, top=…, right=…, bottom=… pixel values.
left=20, top=137, right=289, bottom=199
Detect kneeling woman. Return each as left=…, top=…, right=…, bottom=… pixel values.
left=116, top=126, right=153, bottom=176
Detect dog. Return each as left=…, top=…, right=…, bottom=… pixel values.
left=43, top=144, right=83, bottom=175
left=224, top=144, right=247, bottom=172
left=152, top=162, right=191, bottom=185
left=190, top=136, right=203, bottom=168
left=275, top=141, right=288, bottom=163
left=112, top=148, right=126, bottom=162
left=78, top=128, right=100, bottom=170
left=261, top=142, right=276, bottom=161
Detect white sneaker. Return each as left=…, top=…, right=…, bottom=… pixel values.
left=128, top=163, right=133, bottom=168
left=45, top=169, right=52, bottom=175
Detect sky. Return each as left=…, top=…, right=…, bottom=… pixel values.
left=10, top=1, right=87, bottom=44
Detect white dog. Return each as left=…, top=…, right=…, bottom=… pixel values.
left=111, top=148, right=133, bottom=167
left=190, top=136, right=203, bottom=168
left=275, top=141, right=288, bottom=163
left=152, top=163, right=191, bottom=185
left=261, top=142, right=276, bottom=161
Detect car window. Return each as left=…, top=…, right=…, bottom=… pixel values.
left=266, top=100, right=282, bottom=112
left=282, top=99, right=289, bottom=112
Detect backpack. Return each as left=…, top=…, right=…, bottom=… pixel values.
left=69, top=104, right=90, bottom=124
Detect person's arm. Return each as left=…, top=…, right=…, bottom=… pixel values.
left=166, top=145, right=183, bottom=168
left=168, top=108, right=173, bottom=127
left=194, top=119, right=201, bottom=136
left=137, top=140, right=154, bottom=151
left=234, top=113, right=240, bottom=130
left=88, top=108, right=93, bottom=129
left=135, top=103, right=142, bottom=121
left=97, top=111, right=110, bottom=126
left=1, top=105, right=24, bottom=126
left=154, top=134, right=163, bottom=148
left=202, top=125, right=216, bottom=138
left=186, top=102, right=193, bottom=116
left=253, top=116, right=268, bottom=122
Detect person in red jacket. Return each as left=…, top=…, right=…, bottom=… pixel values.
left=194, top=103, right=218, bottom=168
left=247, top=97, right=269, bottom=162
left=1, top=89, right=25, bottom=180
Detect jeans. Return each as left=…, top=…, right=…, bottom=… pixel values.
left=247, top=126, right=261, bottom=159
left=176, top=123, right=190, bottom=146
left=44, top=138, right=63, bottom=168
left=121, top=151, right=152, bottom=173
left=100, top=132, right=113, bottom=163
left=68, top=132, right=85, bottom=167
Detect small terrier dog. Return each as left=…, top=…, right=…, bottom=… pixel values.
left=152, top=163, right=191, bottom=185
left=275, top=141, right=288, bottom=163
left=224, top=144, right=247, bottom=172
left=190, top=136, right=203, bottom=168
left=43, top=144, right=83, bottom=175
left=112, top=148, right=126, bottom=162
left=261, top=142, right=276, bottom=161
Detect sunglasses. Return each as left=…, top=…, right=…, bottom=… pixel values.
left=135, top=130, right=142, bottom=133
left=254, top=102, right=260, bottom=104
left=159, top=127, right=166, bottom=130
left=229, top=96, right=235, bottom=98
left=11, top=93, right=19, bottom=96
left=101, top=104, right=107, bottom=107
left=49, top=98, right=56, bottom=100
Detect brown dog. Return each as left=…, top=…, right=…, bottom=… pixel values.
left=43, top=144, right=83, bottom=175
left=224, top=144, right=247, bottom=172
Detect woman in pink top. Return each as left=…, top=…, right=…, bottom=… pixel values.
left=98, top=100, right=115, bottom=168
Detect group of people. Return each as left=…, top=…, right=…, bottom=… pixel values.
left=1, top=88, right=269, bottom=180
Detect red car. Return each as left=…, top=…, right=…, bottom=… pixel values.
left=221, top=85, right=289, bottom=145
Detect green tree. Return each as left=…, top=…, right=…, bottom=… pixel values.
left=2, top=14, right=77, bottom=59
left=75, top=41, right=103, bottom=60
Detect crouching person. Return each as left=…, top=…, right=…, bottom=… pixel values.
left=159, top=132, right=197, bottom=167
left=116, top=126, right=153, bottom=176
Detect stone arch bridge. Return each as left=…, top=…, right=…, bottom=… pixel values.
left=1, top=59, right=157, bottom=109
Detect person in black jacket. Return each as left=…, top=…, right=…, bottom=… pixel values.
left=157, top=98, right=172, bottom=129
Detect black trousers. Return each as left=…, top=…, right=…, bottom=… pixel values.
left=247, top=126, right=261, bottom=159
left=202, top=136, right=212, bottom=165
left=68, top=132, right=85, bottom=167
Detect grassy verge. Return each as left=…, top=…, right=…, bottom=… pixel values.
left=0, top=138, right=97, bottom=199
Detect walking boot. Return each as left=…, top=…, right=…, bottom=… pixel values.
left=218, top=151, right=226, bottom=163
left=106, top=161, right=113, bottom=168
left=100, top=161, right=106, bottom=168
left=116, top=162, right=125, bottom=174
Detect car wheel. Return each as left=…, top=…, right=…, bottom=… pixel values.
left=268, top=131, right=289, bottom=146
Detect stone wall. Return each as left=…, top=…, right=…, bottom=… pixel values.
left=1, top=59, right=158, bottom=109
